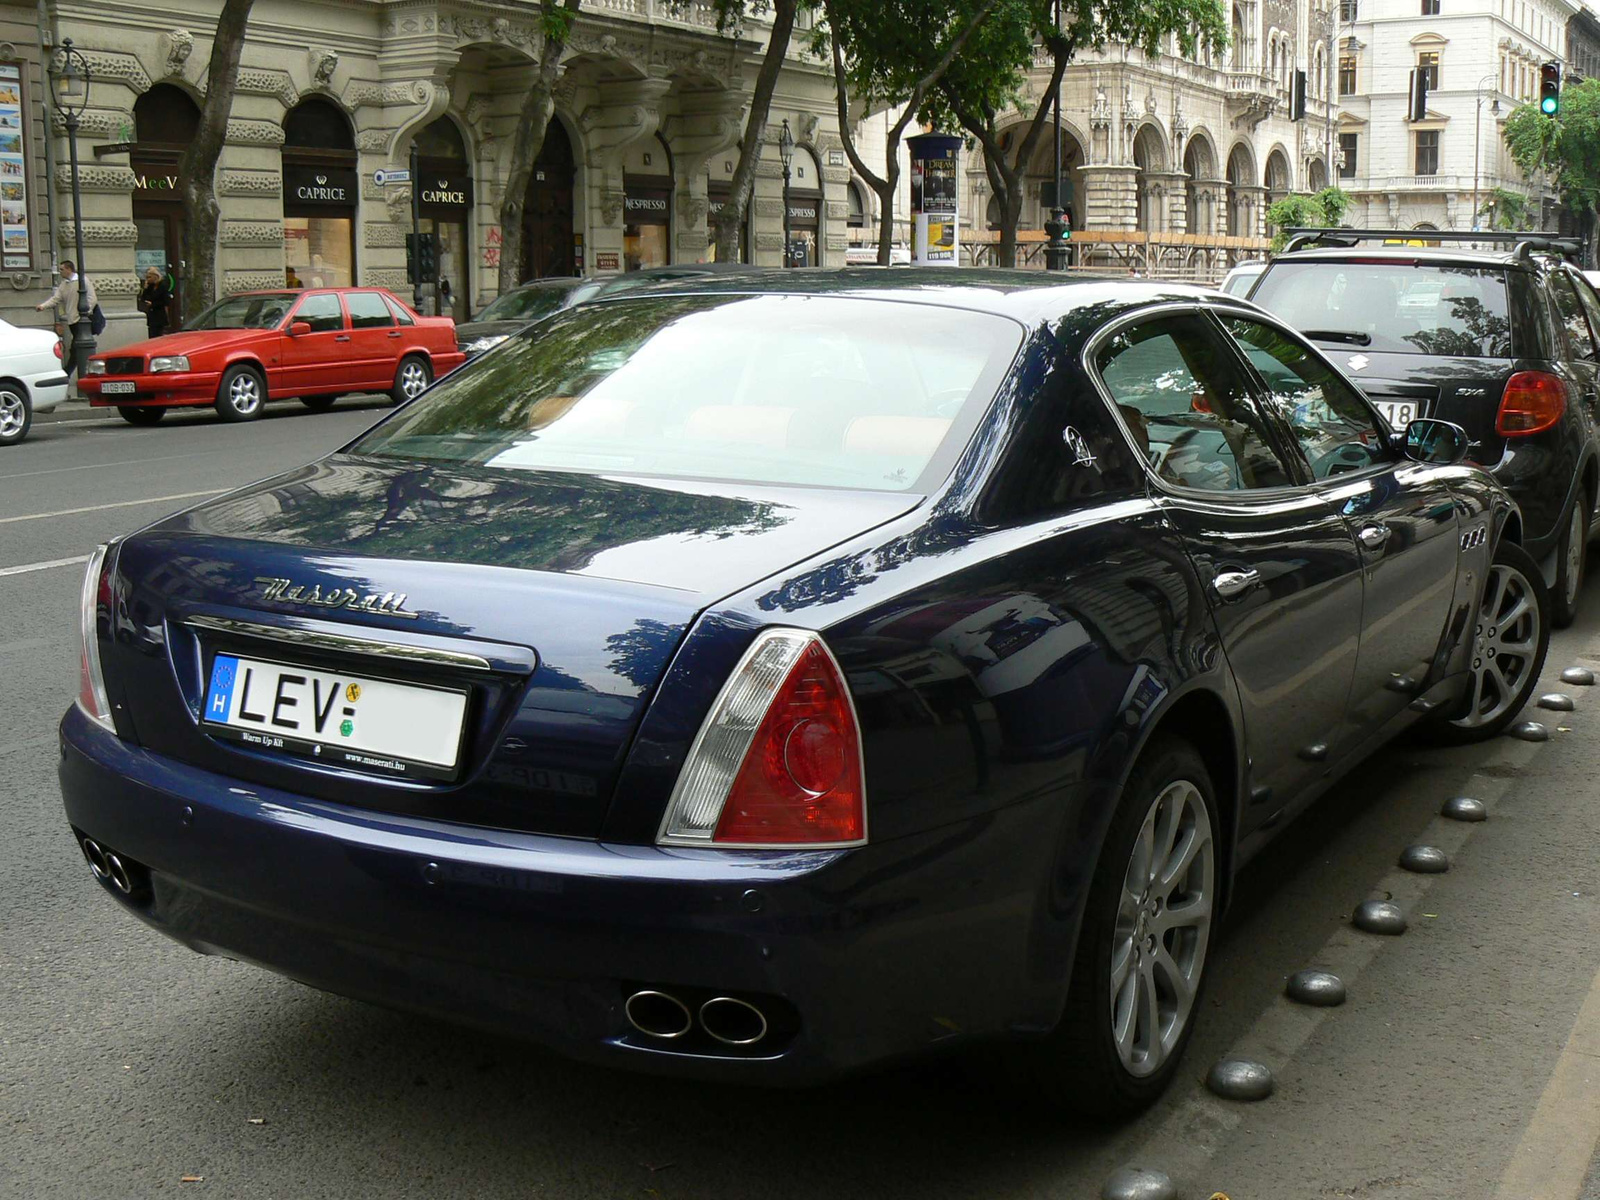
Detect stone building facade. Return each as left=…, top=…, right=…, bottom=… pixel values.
left=46, top=0, right=851, bottom=346
left=0, top=1, right=61, bottom=330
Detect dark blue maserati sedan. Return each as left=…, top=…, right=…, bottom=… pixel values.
left=60, top=271, right=1548, bottom=1116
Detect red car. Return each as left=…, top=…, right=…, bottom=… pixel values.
left=81, top=288, right=464, bottom=424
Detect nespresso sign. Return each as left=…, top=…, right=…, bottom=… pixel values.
left=283, top=165, right=356, bottom=206
left=624, top=186, right=671, bottom=224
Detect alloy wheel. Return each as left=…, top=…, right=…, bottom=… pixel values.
left=1455, top=560, right=1541, bottom=729
left=399, top=361, right=429, bottom=400
left=1564, top=506, right=1585, bottom=608
left=228, top=372, right=261, bottom=416
left=1109, top=779, right=1215, bottom=1079
left=0, top=389, right=23, bottom=439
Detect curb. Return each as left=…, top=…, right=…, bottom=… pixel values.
left=36, top=400, right=112, bottom=425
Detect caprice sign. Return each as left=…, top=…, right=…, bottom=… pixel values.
left=295, top=174, right=347, bottom=202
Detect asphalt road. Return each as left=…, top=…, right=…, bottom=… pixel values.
left=4, top=402, right=1600, bottom=1199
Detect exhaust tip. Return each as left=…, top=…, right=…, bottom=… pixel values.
left=624, top=990, right=692, bottom=1040
left=81, top=838, right=108, bottom=881
left=105, top=853, right=134, bottom=896
left=699, top=996, right=769, bottom=1046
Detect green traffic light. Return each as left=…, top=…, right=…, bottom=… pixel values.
left=1542, top=96, right=1560, bottom=114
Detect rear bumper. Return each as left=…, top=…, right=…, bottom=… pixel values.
left=25, top=373, right=68, bottom=413
left=57, top=705, right=1076, bottom=1084
left=83, top=372, right=221, bottom=407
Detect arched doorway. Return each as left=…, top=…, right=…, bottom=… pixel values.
left=622, top=133, right=674, bottom=270
left=1133, top=124, right=1168, bottom=231
left=281, top=96, right=357, bottom=289
left=133, top=84, right=199, bottom=319
left=785, top=145, right=823, bottom=267
left=522, top=118, right=576, bottom=280
left=410, top=116, right=472, bottom=320
left=996, top=123, right=1085, bottom=238
left=1265, top=148, right=1292, bottom=206
left=1183, top=135, right=1219, bottom=235
left=1307, top=157, right=1329, bottom=192
left=1226, top=143, right=1256, bottom=237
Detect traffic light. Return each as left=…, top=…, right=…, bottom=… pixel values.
left=1408, top=68, right=1429, bottom=122
left=1291, top=68, right=1307, bottom=121
left=1541, top=60, right=1562, bottom=114
left=405, top=232, right=438, bottom=283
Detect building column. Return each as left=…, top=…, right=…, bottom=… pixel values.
left=579, top=78, right=672, bottom=274
left=1192, top=179, right=1228, bottom=236
left=1080, top=164, right=1139, bottom=231
left=1147, top=171, right=1189, bottom=234
left=662, top=89, right=743, bottom=263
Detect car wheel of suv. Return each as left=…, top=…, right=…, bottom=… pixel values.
left=117, top=406, right=165, bottom=426
left=1552, top=501, right=1588, bottom=629
left=1423, top=539, right=1550, bottom=745
left=215, top=365, right=265, bottom=422
left=1019, top=736, right=1217, bottom=1118
left=391, top=355, right=431, bottom=405
left=0, top=384, right=31, bottom=445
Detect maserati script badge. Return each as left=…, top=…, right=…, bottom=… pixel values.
left=1346, top=354, right=1370, bottom=372
left=254, top=576, right=419, bottom=619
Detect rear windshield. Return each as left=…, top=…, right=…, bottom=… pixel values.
left=476, top=285, right=577, bottom=323
left=1250, top=262, right=1512, bottom=357
left=349, top=294, right=1022, bottom=492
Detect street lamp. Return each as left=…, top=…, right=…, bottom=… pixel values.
left=778, top=118, right=794, bottom=267
left=1471, top=72, right=1501, bottom=233
left=1044, top=0, right=1070, bottom=270
left=48, top=37, right=93, bottom=382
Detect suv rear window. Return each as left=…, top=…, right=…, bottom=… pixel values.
left=1251, top=262, right=1513, bottom=358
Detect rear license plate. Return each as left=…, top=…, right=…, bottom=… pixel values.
left=203, top=653, right=468, bottom=780
left=100, top=381, right=136, bottom=395
left=1376, top=400, right=1417, bottom=429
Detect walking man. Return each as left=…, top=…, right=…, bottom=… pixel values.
left=35, top=259, right=97, bottom=380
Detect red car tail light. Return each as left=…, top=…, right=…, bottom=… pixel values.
left=78, top=544, right=116, bottom=731
left=52, top=338, right=62, bottom=361
left=1497, top=371, right=1566, bottom=436
left=658, top=629, right=866, bottom=849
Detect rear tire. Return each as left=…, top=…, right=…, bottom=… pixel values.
left=390, top=355, right=431, bottom=405
left=1421, top=539, right=1550, bottom=745
left=300, top=395, right=336, bottom=411
left=117, top=406, right=165, bottom=426
left=0, top=384, right=31, bottom=445
left=215, top=364, right=266, bottom=422
left=1551, top=500, right=1587, bottom=629
left=1017, top=736, right=1219, bottom=1119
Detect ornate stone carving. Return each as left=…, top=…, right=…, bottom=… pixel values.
left=223, top=271, right=290, bottom=295
left=54, top=164, right=138, bottom=193
left=220, top=221, right=285, bottom=247
left=162, top=29, right=194, bottom=78
left=219, top=169, right=281, bottom=196
left=364, top=267, right=409, bottom=291
left=309, top=47, right=340, bottom=88
left=1091, top=84, right=1111, bottom=130
left=356, top=128, right=391, bottom=152
left=825, top=200, right=847, bottom=220
left=753, top=197, right=784, bottom=219
left=93, top=276, right=141, bottom=297
left=226, top=119, right=287, bottom=146
left=464, top=94, right=488, bottom=128
left=599, top=190, right=625, bottom=224
left=57, top=221, right=138, bottom=247
left=799, top=112, right=820, bottom=143
left=681, top=195, right=708, bottom=226
left=1145, top=87, right=1157, bottom=116
left=236, top=68, right=299, bottom=107
left=364, top=222, right=407, bottom=248
left=754, top=232, right=784, bottom=251
left=82, top=52, right=152, bottom=93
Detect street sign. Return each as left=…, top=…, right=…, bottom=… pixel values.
left=91, top=141, right=136, bottom=158
left=373, top=168, right=412, bottom=186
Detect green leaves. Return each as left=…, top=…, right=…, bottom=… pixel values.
left=1265, top=187, right=1352, bottom=252
left=1504, top=78, right=1600, bottom=220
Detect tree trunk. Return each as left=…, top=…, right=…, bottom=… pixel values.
left=497, top=0, right=581, bottom=293
left=875, top=169, right=897, bottom=265
left=713, top=0, right=798, bottom=262
left=177, top=0, right=257, bottom=324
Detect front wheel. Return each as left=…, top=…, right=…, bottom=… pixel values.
left=117, top=406, right=165, bottom=426
left=0, top=384, right=31, bottom=445
left=1552, top=500, right=1588, bottom=629
left=1018, top=736, right=1219, bottom=1118
left=215, top=365, right=266, bottom=422
left=391, top=355, right=431, bottom=405
left=1423, top=539, right=1550, bottom=745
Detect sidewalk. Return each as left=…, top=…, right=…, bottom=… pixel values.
left=36, top=397, right=109, bottom=424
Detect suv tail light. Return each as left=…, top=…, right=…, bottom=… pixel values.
left=658, top=629, right=866, bottom=849
left=1497, top=371, right=1566, bottom=435
left=78, top=544, right=115, bottom=731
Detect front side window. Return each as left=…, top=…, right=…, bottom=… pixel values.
left=1225, top=317, right=1388, bottom=478
left=1095, top=314, right=1297, bottom=492
left=351, top=295, right=1022, bottom=493
left=292, top=293, right=344, bottom=333
left=1251, top=263, right=1513, bottom=357
left=1415, top=130, right=1440, bottom=175
left=345, top=291, right=394, bottom=330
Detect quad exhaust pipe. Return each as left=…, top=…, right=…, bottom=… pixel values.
left=624, top=989, right=771, bottom=1047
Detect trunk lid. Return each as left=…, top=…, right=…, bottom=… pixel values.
left=104, top=457, right=916, bottom=838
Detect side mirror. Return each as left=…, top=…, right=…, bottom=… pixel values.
left=287, top=321, right=311, bottom=337
left=1402, top=418, right=1471, bottom=465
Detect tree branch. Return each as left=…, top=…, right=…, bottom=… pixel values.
left=827, top=9, right=886, bottom=194
left=1007, top=34, right=1074, bottom=178
left=887, top=0, right=1002, bottom=143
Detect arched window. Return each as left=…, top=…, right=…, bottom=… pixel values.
left=410, top=116, right=473, bottom=320
left=282, top=97, right=358, bottom=289
left=132, top=85, right=201, bottom=318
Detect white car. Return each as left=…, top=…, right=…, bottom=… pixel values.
left=1218, top=259, right=1268, bottom=297
left=0, top=318, right=68, bottom=446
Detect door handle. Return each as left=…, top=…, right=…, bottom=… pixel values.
left=1212, top=568, right=1261, bottom=599
left=335, top=334, right=351, bottom=342
left=387, top=330, right=402, bottom=338
left=1358, top=524, right=1392, bottom=549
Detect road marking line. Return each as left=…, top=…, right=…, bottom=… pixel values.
left=0, top=450, right=213, bottom=481
left=0, top=489, right=223, bottom=524
left=0, top=554, right=89, bottom=577
left=1492, top=960, right=1600, bottom=1200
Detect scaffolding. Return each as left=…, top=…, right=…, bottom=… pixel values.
left=963, top=229, right=1273, bottom=281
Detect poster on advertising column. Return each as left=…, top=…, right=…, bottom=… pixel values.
left=0, top=64, right=32, bottom=270
left=907, top=133, right=961, bottom=267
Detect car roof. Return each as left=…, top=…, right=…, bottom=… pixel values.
left=582, top=266, right=1239, bottom=326
left=1267, top=246, right=1530, bottom=269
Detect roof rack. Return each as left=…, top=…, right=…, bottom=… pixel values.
left=1282, top=227, right=1581, bottom=261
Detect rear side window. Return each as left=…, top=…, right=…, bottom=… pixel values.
left=346, top=291, right=394, bottom=330
left=384, top=296, right=415, bottom=326
left=1094, top=313, right=1297, bottom=492
left=1251, top=262, right=1513, bottom=358
left=1549, top=273, right=1598, bottom=361
left=293, top=293, right=344, bottom=333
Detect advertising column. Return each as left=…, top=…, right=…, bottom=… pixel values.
left=906, top=133, right=962, bottom=266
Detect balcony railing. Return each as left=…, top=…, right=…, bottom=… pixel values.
left=1342, top=173, right=1531, bottom=192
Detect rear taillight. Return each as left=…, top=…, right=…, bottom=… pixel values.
left=52, top=338, right=62, bottom=361
left=77, top=544, right=115, bottom=731
left=1497, top=371, right=1566, bottom=436
left=658, top=629, right=866, bottom=849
